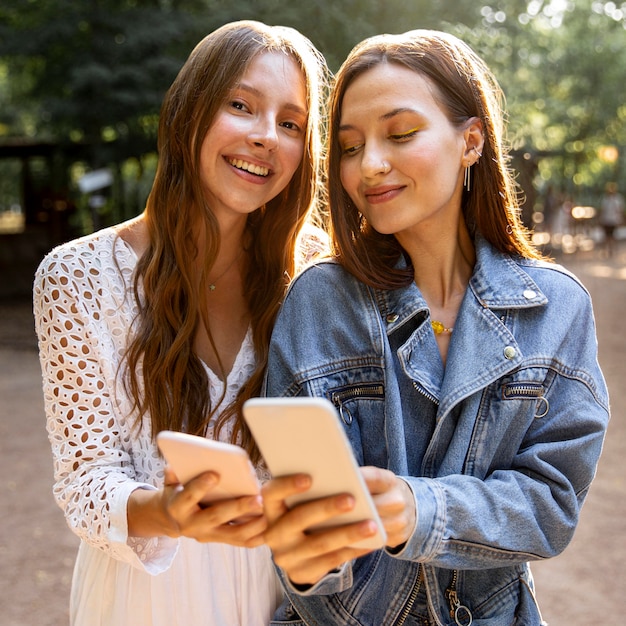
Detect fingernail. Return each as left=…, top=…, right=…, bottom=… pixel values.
left=202, top=472, right=218, bottom=486
left=360, top=520, right=376, bottom=536
left=249, top=495, right=263, bottom=510
left=295, top=474, right=311, bottom=489
left=337, top=494, right=355, bottom=511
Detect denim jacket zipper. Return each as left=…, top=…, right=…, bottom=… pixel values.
left=395, top=564, right=422, bottom=626
left=446, top=570, right=473, bottom=625
left=412, top=381, right=440, bottom=406
left=330, top=383, right=385, bottom=425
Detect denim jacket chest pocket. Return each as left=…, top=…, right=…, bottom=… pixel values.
left=304, top=369, right=387, bottom=468
left=461, top=366, right=556, bottom=478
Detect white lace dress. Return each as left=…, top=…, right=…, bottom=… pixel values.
left=33, top=228, right=283, bottom=626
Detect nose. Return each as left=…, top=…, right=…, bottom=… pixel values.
left=361, top=144, right=389, bottom=178
left=248, top=116, right=279, bottom=152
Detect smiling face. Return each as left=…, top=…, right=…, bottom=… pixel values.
left=198, top=51, right=308, bottom=225
left=338, top=61, right=469, bottom=239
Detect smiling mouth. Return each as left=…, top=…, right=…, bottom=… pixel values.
left=227, top=158, right=270, bottom=177
left=365, top=190, right=401, bottom=204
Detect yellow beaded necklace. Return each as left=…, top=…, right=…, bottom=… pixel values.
left=431, top=320, right=453, bottom=335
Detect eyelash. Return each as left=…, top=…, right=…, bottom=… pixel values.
left=390, top=128, right=419, bottom=141
left=230, top=100, right=248, bottom=112
left=281, top=121, right=302, bottom=132
left=341, top=128, right=419, bottom=155
left=342, top=144, right=361, bottom=155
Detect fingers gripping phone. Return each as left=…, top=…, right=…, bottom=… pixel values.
left=156, top=431, right=260, bottom=506
left=243, top=397, right=387, bottom=550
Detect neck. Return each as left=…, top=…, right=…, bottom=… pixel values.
left=195, top=215, right=248, bottom=276
left=401, top=222, right=475, bottom=311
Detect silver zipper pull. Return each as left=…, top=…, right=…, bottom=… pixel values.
left=337, top=401, right=353, bottom=425
left=446, top=589, right=473, bottom=625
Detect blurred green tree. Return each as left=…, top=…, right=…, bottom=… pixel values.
left=456, top=0, right=626, bottom=207
left=1, top=0, right=625, bottom=231
left=0, top=0, right=212, bottom=166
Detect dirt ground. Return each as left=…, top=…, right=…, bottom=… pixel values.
left=0, top=248, right=624, bottom=626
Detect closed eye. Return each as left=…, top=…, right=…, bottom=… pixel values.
left=342, top=143, right=363, bottom=156
left=390, top=127, right=419, bottom=141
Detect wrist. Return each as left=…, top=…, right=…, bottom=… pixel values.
left=127, top=487, right=180, bottom=538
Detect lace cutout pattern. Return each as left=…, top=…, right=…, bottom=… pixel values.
left=33, top=230, right=263, bottom=567
left=34, top=226, right=320, bottom=564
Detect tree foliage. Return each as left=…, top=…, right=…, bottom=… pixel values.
left=0, top=0, right=210, bottom=164
left=1, top=0, right=625, bottom=220
left=455, top=1, right=626, bottom=201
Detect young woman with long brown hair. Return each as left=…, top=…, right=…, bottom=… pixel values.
left=33, top=20, right=327, bottom=626
left=261, top=30, right=608, bottom=625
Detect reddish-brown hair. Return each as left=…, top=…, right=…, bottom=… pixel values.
left=123, top=21, right=327, bottom=462
left=327, top=29, right=544, bottom=289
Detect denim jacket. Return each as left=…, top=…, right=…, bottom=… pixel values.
left=265, top=239, right=609, bottom=626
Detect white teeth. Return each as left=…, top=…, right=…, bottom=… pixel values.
left=229, top=158, right=269, bottom=177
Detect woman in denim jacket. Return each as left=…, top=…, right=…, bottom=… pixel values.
left=261, top=30, right=609, bottom=626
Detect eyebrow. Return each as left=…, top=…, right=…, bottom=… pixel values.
left=236, top=83, right=307, bottom=117
left=339, top=107, right=418, bottom=132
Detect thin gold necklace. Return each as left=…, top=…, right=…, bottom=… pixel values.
left=431, top=320, right=453, bottom=335
left=208, top=249, right=243, bottom=291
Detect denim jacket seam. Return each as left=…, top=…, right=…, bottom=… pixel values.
left=445, top=538, right=543, bottom=562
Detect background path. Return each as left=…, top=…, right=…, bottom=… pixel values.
left=0, top=251, right=624, bottom=625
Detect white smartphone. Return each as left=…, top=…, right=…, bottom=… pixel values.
left=156, top=430, right=260, bottom=506
left=243, top=397, right=387, bottom=550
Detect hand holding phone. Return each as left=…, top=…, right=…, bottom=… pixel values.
left=156, top=431, right=260, bottom=506
left=243, top=397, right=387, bottom=550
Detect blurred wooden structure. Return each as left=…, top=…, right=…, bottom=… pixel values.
left=0, top=140, right=82, bottom=298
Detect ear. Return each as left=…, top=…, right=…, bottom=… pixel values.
left=462, top=117, right=484, bottom=166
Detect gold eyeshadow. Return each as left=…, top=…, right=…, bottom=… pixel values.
left=390, top=126, right=420, bottom=139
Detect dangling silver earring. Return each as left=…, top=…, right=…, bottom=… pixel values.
left=464, top=165, right=471, bottom=192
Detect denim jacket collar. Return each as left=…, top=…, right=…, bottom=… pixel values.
left=375, top=238, right=549, bottom=415
left=377, top=238, right=547, bottom=325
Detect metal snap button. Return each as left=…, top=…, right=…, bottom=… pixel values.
left=523, top=289, right=537, bottom=299
left=504, top=346, right=516, bottom=359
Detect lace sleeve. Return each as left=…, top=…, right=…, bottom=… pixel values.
left=33, top=239, right=178, bottom=573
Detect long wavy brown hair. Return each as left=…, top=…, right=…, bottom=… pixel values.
left=327, top=29, right=545, bottom=290
left=123, top=21, right=327, bottom=463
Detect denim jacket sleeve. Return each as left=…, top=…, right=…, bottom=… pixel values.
left=263, top=262, right=380, bottom=594
left=276, top=562, right=354, bottom=597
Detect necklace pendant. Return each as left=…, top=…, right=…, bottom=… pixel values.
left=431, top=320, right=453, bottom=335
left=208, top=248, right=244, bottom=293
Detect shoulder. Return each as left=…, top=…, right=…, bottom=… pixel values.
left=478, top=238, right=591, bottom=303
left=37, top=227, right=113, bottom=265
left=37, top=227, right=134, bottom=272
left=286, top=258, right=367, bottom=302
left=34, top=227, right=135, bottom=295
left=517, top=256, right=592, bottom=303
